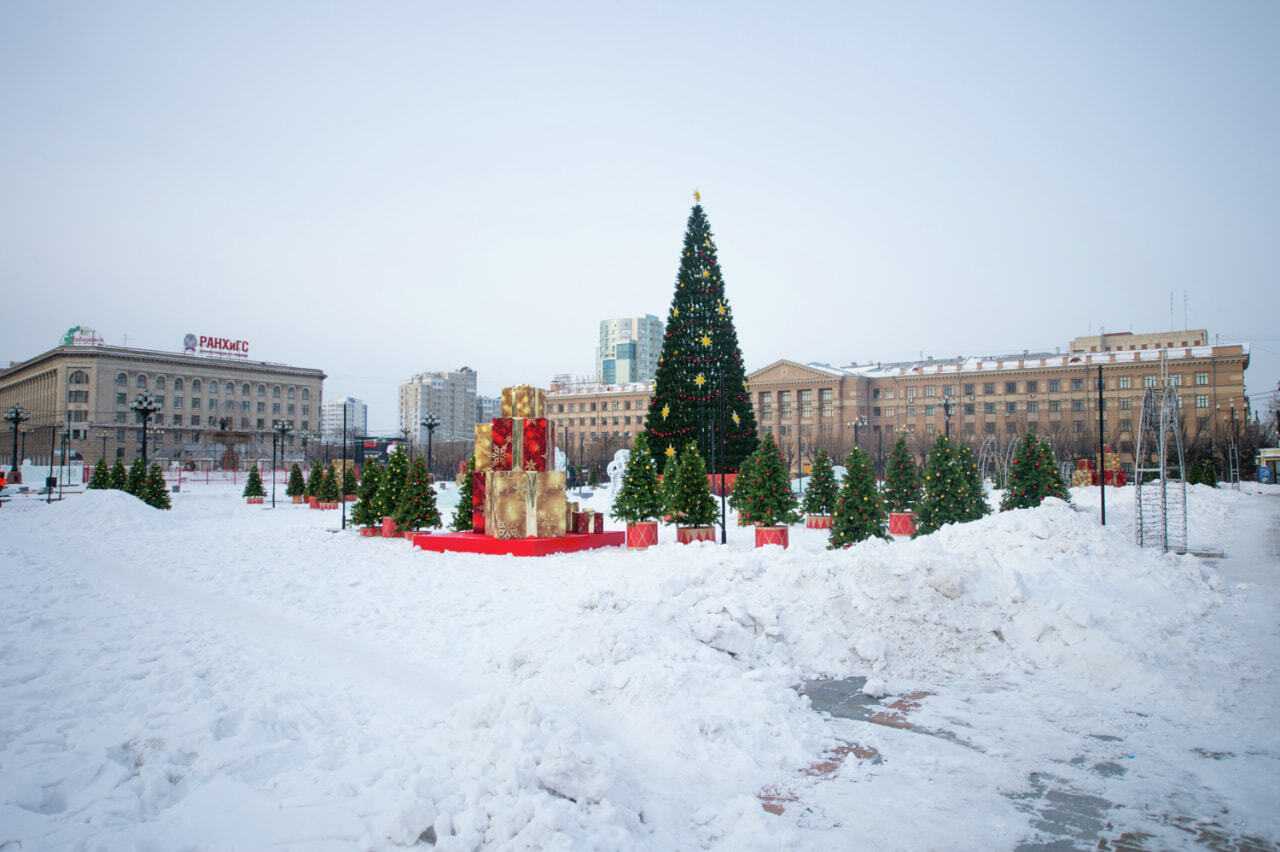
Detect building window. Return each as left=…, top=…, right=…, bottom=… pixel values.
left=1027, top=421, right=1038, bottom=433
left=1025, top=381, right=1037, bottom=393
left=820, top=388, right=833, bottom=417
left=1073, top=420, right=1084, bottom=433
left=154, top=376, right=165, bottom=390
left=924, top=386, right=936, bottom=397
left=154, top=395, right=164, bottom=407
left=1048, top=379, right=1060, bottom=392
left=944, top=385, right=955, bottom=397
left=965, top=422, right=975, bottom=435
left=1143, top=375, right=1159, bottom=388
left=1006, top=402, right=1017, bottom=414
left=925, top=404, right=935, bottom=417
left=174, top=377, right=184, bottom=391
left=906, top=387, right=917, bottom=402
left=984, top=402, right=995, bottom=415
left=272, top=403, right=280, bottom=414
left=963, top=383, right=975, bottom=396
left=1197, top=416, right=1209, bottom=431
left=116, top=393, right=127, bottom=406
left=192, top=398, right=201, bottom=410
left=1170, top=374, right=1182, bottom=386
left=1195, top=395, right=1209, bottom=408
left=1049, top=400, right=1061, bottom=412
left=1071, top=378, right=1084, bottom=391
left=287, top=404, right=295, bottom=415
left=872, top=388, right=881, bottom=400
left=70, top=370, right=89, bottom=384
left=302, top=389, right=310, bottom=400
left=191, top=415, right=199, bottom=426
left=964, top=403, right=975, bottom=415
left=926, top=423, right=936, bottom=435
left=1119, top=376, right=1131, bottom=389
left=882, top=388, right=895, bottom=400
left=906, top=405, right=916, bottom=417
left=192, top=379, right=201, bottom=392
left=273, top=386, right=281, bottom=398
left=116, top=372, right=127, bottom=386
left=257, top=418, right=265, bottom=429
left=873, top=406, right=881, bottom=417
left=883, top=406, right=894, bottom=417
left=288, top=387, right=296, bottom=399
left=136, top=374, right=147, bottom=388
left=1072, top=399, right=1084, bottom=411
left=1006, top=422, right=1018, bottom=434
left=1118, top=398, right=1130, bottom=411
left=1005, top=382, right=1017, bottom=394
left=209, top=381, right=218, bottom=394
left=1195, top=372, right=1208, bottom=386
left=1026, top=401, right=1038, bottom=413
left=174, top=397, right=183, bottom=409
left=984, top=422, right=995, bottom=434
left=800, top=390, right=813, bottom=419
left=241, top=401, right=249, bottom=413
left=983, top=383, right=995, bottom=395
left=257, top=402, right=265, bottom=413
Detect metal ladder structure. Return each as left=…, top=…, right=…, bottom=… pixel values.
left=1227, top=442, right=1241, bottom=490
left=1134, top=382, right=1187, bottom=553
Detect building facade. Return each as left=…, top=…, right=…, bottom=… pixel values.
left=547, top=379, right=653, bottom=468
left=0, top=342, right=325, bottom=469
left=476, top=394, right=501, bottom=426
left=320, top=397, right=367, bottom=440
left=398, top=367, right=477, bottom=444
left=597, top=315, right=663, bottom=385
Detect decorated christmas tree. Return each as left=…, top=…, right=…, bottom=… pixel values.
left=732, top=432, right=800, bottom=527
left=829, top=446, right=889, bottom=547
left=109, top=459, right=128, bottom=490
left=87, top=458, right=110, bottom=489
left=1000, top=432, right=1070, bottom=511
left=142, top=463, right=171, bottom=510
left=664, top=443, right=718, bottom=527
left=126, top=458, right=147, bottom=496
left=242, top=464, right=266, bottom=498
left=450, top=458, right=475, bottom=531
left=341, top=465, right=358, bottom=498
left=882, top=436, right=922, bottom=513
left=725, top=448, right=757, bottom=525
left=800, top=449, right=838, bottom=516
left=375, top=447, right=409, bottom=520
left=285, top=463, right=305, bottom=498
left=317, top=466, right=340, bottom=503
left=352, top=460, right=383, bottom=527
left=394, top=457, right=441, bottom=532
left=305, top=459, right=325, bottom=498
left=645, top=196, right=758, bottom=475
left=915, top=434, right=989, bottom=536
left=610, top=433, right=665, bottom=524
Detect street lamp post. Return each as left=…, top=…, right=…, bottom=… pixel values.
left=5, top=405, right=29, bottom=480
left=271, top=419, right=292, bottom=508
left=130, top=393, right=161, bottom=469
left=420, top=413, right=440, bottom=477
left=848, top=416, right=868, bottom=452
left=942, top=397, right=955, bottom=438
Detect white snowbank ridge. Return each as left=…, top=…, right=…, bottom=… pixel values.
left=0, top=483, right=1265, bottom=849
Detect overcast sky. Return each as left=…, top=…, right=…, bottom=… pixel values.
left=3, top=1, right=1276, bottom=432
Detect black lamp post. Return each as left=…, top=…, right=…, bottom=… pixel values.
left=130, top=392, right=161, bottom=468
left=5, top=405, right=29, bottom=479
left=848, top=416, right=868, bottom=451
left=420, top=413, right=440, bottom=476
left=271, top=419, right=292, bottom=508
left=943, top=397, right=955, bottom=437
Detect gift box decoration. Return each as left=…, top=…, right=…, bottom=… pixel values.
left=490, top=417, right=554, bottom=472
left=472, top=470, right=488, bottom=534
left=475, top=423, right=494, bottom=473
left=565, top=500, right=578, bottom=532
left=593, top=512, right=604, bottom=534
left=485, top=471, right=568, bottom=539
left=502, top=384, right=548, bottom=419
left=575, top=510, right=595, bottom=535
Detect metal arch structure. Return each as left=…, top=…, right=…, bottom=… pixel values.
left=977, top=436, right=1001, bottom=491
left=1134, top=385, right=1187, bottom=553
left=1003, top=436, right=1023, bottom=487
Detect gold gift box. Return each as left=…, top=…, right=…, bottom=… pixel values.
left=475, top=423, right=494, bottom=472
left=485, top=470, right=567, bottom=539
left=501, top=384, right=547, bottom=419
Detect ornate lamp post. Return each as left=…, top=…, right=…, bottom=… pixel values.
left=420, top=413, right=440, bottom=476
left=130, top=393, right=161, bottom=468
left=271, top=419, right=293, bottom=508
left=942, top=397, right=955, bottom=437
left=5, top=405, right=29, bottom=480
left=847, top=415, right=868, bottom=451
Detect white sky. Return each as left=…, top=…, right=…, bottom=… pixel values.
left=3, top=1, right=1277, bottom=431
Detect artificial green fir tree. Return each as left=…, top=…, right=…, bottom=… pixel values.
left=109, top=459, right=128, bottom=490
left=375, top=447, right=409, bottom=520
left=87, top=458, right=110, bottom=489
left=1197, top=458, right=1219, bottom=487
left=645, top=198, right=758, bottom=475
left=285, top=463, right=305, bottom=498
left=726, top=448, right=757, bottom=525
left=882, top=436, right=923, bottom=514
left=829, top=446, right=889, bottom=547
left=915, top=434, right=990, bottom=536
left=318, top=466, right=340, bottom=503
left=242, top=464, right=266, bottom=498
left=731, top=432, right=800, bottom=527
left=341, top=465, right=358, bottom=499
left=610, top=433, right=665, bottom=524
left=665, top=443, right=718, bottom=528
left=353, top=460, right=384, bottom=527
left=1000, top=432, right=1070, bottom=511
left=306, top=459, right=325, bottom=498
left=395, top=457, right=441, bottom=532
left=126, top=458, right=147, bottom=496
left=800, top=449, right=838, bottom=517
left=142, top=463, right=171, bottom=510
left=450, top=458, right=475, bottom=531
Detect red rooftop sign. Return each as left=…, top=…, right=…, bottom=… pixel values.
left=184, top=333, right=250, bottom=358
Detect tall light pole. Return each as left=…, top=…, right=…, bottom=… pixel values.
left=942, top=397, right=955, bottom=438
left=271, top=419, right=292, bottom=508
left=5, top=405, right=29, bottom=480
left=420, top=413, right=440, bottom=477
left=130, top=392, right=161, bottom=469
left=848, top=416, right=868, bottom=453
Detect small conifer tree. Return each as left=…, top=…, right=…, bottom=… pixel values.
left=665, top=443, right=718, bottom=528
left=285, top=463, right=305, bottom=497
left=142, top=463, right=171, bottom=510
left=318, top=466, right=340, bottom=503
left=353, top=460, right=383, bottom=527
left=395, top=456, right=441, bottom=532
left=882, top=436, right=922, bottom=513
left=829, top=446, right=889, bottom=547
left=1000, top=432, right=1070, bottom=511
left=306, top=459, right=325, bottom=498
left=915, top=434, right=990, bottom=536
left=87, top=458, right=110, bottom=489
left=726, top=447, right=757, bottom=525
left=801, top=449, right=838, bottom=516
left=731, top=432, right=801, bottom=527
left=242, top=464, right=267, bottom=498
left=953, top=442, right=989, bottom=522
left=126, top=458, right=147, bottom=496
left=611, top=434, right=665, bottom=524
left=376, top=447, right=409, bottom=519
left=109, top=458, right=128, bottom=490
left=450, top=458, right=476, bottom=531
left=341, top=464, right=358, bottom=498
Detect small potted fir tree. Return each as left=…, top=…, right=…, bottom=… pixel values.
left=666, top=443, right=718, bottom=544
left=733, top=433, right=800, bottom=548
left=285, top=462, right=306, bottom=504
left=611, top=434, right=664, bottom=548
left=801, top=448, right=837, bottom=529
left=306, top=459, right=325, bottom=508
left=394, top=456, right=441, bottom=538
left=829, top=446, right=889, bottom=548
left=352, top=460, right=383, bottom=535
left=883, top=436, right=922, bottom=536
left=242, top=464, right=266, bottom=504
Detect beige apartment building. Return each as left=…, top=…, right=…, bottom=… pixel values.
left=1, top=341, right=325, bottom=470
left=545, top=329, right=1250, bottom=475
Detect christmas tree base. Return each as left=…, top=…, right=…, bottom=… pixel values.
left=805, top=514, right=832, bottom=529
left=626, top=521, right=658, bottom=548
left=381, top=516, right=397, bottom=537
left=291, top=495, right=304, bottom=504
left=754, top=526, right=789, bottom=548
left=676, top=526, right=716, bottom=544
left=359, top=526, right=381, bottom=537
left=888, top=512, right=917, bottom=536
left=411, top=530, right=625, bottom=557
left=245, top=496, right=264, bottom=504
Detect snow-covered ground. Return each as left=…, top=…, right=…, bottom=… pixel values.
left=2, top=479, right=1277, bottom=850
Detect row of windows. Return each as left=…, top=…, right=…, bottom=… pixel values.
left=870, top=373, right=1211, bottom=400
left=110, top=392, right=310, bottom=416
left=555, top=415, right=639, bottom=427
left=556, top=400, right=640, bottom=413
left=112, top=372, right=309, bottom=399
left=109, top=417, right=312, bottom=431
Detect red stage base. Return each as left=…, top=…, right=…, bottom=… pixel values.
left=411, top=530, right=626, bottom=557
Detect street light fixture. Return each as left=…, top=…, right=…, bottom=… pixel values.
left=130, top=392, right=162, bottom=468
left=847, top=416, right=868, bottom=450
left=5, top=405, right=29, bottom=480
left=420, top=413, right=440, bottom=476
left=271, top=419, right=293, bottom=508
left=942, top=397, right=955, bottom=437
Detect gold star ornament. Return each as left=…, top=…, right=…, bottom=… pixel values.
left=666, top=444, right=676, bottom=458
left=661, top=404, right=670, bottom=420
left=695, top=373, right=706, bottom=387
left=700, top=334, right=712, bottom=347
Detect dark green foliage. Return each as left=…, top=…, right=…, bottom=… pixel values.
left=882, top=436, right=922, bottom=513
left=450, top=458, right=475, bottom=531
left=142, top=463, right=171, bottom=510
left=242, top=464, right=266, bottom=498
left=341, top=465, right=358, bottom=497
left=829, top=446, right=888, bottom=547
left=645, top=202, right=758, bottom=475
left=611, top=433, right=665, bottom=523
left=726, top=448, right=757, bottom=525
left=317, top=466, right=340, bottom=502
left=126, top=458, right=147, bottom=496
left=1192, top=458, right=1218, bottom=487
left=109, top=459, right=128, bottom=490
left=665, top=443, right=718, bottom=527
left=353, top=461, right=383, bottom=527
left=731, top=432, right=800, bottom=527
left=801, top=449, right=838, bottom=516
left=87, top=458, right=110, bottom=489
left=915, top=434, right=990, bottom=536
left=394, top=457, right=441, bottom=532
left=306, top=460, right=325, bottom=498
left=285, top=463, right=305, bottom=497
left=375, top=447, right=409, bottom=520
left=1000, top=433, right=1070, bottom=510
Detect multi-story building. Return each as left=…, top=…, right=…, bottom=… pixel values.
left=476, top=394, right=501, bottom=426
left=320, top=397, right=367, bottom=440
left=547, top=379, right=653, bottom=467
left=0, top=338, right=325, bottom=469
left=398, top=367, right=477, bottom=444
left=597, top=315, right=663, bottom=385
